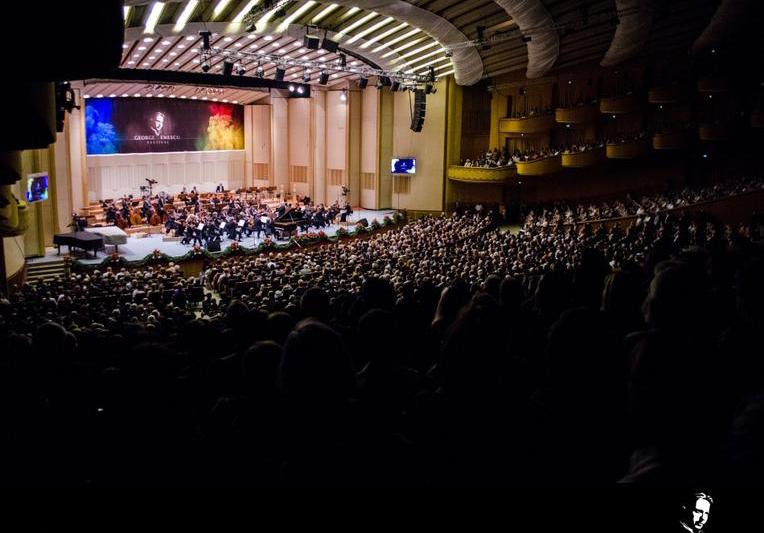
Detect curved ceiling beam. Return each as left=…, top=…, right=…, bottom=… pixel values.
left=691, top=0, right=756, bottom=55
left=601, top=0, right=653, bottom=67
left=312, top=0, right=482, bottom=85
left=125, top=22, right=394, bottom=69
left=123, top=1, right=483, bottom=85
left=492, top=0, right=559, bottom=79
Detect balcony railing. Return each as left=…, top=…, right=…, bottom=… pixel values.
left=606, top=139, right=648, bottom=159
left=447, top=165, right=517, bottom=183
left=561, top=147, right=605, bottom=168
left=516, top=155, right=562, bottom=176
left=499, top=114, right=555, bottom=134
left=600, top=95, right=634, bottom=114
left=554, top=105, right=599, bottom=124
left=652, top=131, right=686, bottom=150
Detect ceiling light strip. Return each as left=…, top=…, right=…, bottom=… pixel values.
left=374, top=29, right=420, bottom=54
left=360, top=22, right=407, bottom=49
left=174, top=0, right=199, bottom=32
left=311, top=3, right=338, bottom=23
left=412, top=56, right=451, bottom=72
left=144, top=2, right=166, bottom=34
left=277, top=1, right=318, bottom=32
left=336, top=12, right=378, bottom=39
left=212, top=0, right=232, bottom=19
left=380, top=36, right=426, bottom=58
left=339, top=7, right=360, bottom=21
left=233, top=0, right=260, bottom=23
left=388, top=41, right=440, bottom=63
left=346, top=16, right=394, bottom=45
left=398, top=48, right=445, bottom=69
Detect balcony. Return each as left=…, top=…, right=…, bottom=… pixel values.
left=697, top=78, right=727, bottom=93
left=499, top=114, right=555, bottom=134
left=600, top=95, right=634, bottom=114
left=554, top=105, right=599, bottom=124
left=606, top=139, right=648, bottom=159
left=447, top=165, right=517, bottom=183
left=648, top=87, right=678, bottom=104
left=652, top=131, right=686, bottom=150
left=561, top=147, right=605, bottom=168
left=516, top=155, right=562, bottom=176
left=699, top=123, right=727, bottom=141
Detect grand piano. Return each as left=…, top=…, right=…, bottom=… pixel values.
left=53, top=231, right=104, bottom=258
left=272, top=207, right=310, bottom=239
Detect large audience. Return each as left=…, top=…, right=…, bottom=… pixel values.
left=524, top=175, right=764, bottom=227
left=1, top=183, right=763, bottom=487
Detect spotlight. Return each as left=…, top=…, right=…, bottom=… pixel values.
left=236, top=63, right=246, bottom=76
left=223, top=61, right=234, bottom=76
left=201, top=60, right=211, bottom=72
left=275, top=66, right=286, bottom=81
left=359, top=77, right=368, bottom=89
left=288, top=85, right=295, bottom=92
left=199, top=30, right=212, bottom=51
left=428, top=66, right=435, bottom=83
left=302, top=70, right=310, bottom=83
left=376, top=77, right=383, bottom=90
left=391, top=80, right=400, bottom=92
left=319, top=71, right=329, bottom=85
left=338, top=53, right=347, bottom=67
left=444, top=48, right=453, bottom=58
left=245, top=21, right=256, bottom=33
left=521, top=35, right=532, bottom=43
left=255, top=64, right=264, bottom=77
left=380, top=76, right=391, bottom=87
left=340, top=89, right=347, bottom=102
left=297, top=86, right=304, bottom=94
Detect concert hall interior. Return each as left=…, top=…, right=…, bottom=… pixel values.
left=2, top=0, right=764, bottom=507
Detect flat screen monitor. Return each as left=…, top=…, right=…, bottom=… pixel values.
left=391, top=158, right=416, bottom=174
left=26, top=172, right=49, bottom=203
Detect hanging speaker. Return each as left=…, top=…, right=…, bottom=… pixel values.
left=410, top=89, right=426, bottom=132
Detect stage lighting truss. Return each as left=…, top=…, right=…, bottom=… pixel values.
left=196, top=44, right=435, bottom=85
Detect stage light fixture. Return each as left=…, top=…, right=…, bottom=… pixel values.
left=223, top=60, right=234, bottom=76
left=200, top=30, right=212, bottom=51
left=444, top=48, right=453, bottom=58
left=338, top=53, right=347, bottom=67
left=340, top=89, right=347, bottom=102
left=255, top=63, right=264, bottom=77
left=297, top=86, right=304, bottom=94
left=391, top=80, right=400, bottom=92
left=288, top=84, right=295, bottom=92
left=304, top=34, right=320, bottom=50
left=424, top=83, right=433, bottom=94
left=376, top=77, right=383, bottom=90
left=201, top=60, right=211, bottom=72
left=521, top=35, right=532, bottom=43
left=359, top=77, right=368, bottom=89
left=236, top=63, right=246, bottom=75
left=275, top=66, right=286, bottom=81
left=302, top=70, right=310, bottom=82
left=319, top=71, right=329, bottom=85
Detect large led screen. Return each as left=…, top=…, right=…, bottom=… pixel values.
left=85, top=97, right=244, bottom=154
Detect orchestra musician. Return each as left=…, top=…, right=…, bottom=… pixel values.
left=130, top=208, right=144, bottom=226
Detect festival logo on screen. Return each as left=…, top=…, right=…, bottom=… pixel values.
left=85, top=98, right=244, bottom=155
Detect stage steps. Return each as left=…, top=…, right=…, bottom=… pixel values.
left=26, top=258, right=67, bottom=282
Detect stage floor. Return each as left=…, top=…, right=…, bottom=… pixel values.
left=31, top=209, right=395, bottom=266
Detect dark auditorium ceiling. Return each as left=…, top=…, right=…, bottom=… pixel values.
left=83, top=0, right=719, bottom=103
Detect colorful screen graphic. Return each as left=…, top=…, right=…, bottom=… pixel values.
left=85, top=97, right=244, bottom=154
left=26, top=173, right=49, bottom=202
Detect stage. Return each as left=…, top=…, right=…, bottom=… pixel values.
left=29, top=209, right=396, bottom=266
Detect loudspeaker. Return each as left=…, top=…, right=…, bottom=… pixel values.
left=410, top=89, right=426, bottom=132
left=356, top=218, right=368, bottom=228
left=207, top=241, right=221, bottom=252
left=304, top=35, right=320, bottom=50
left=321, top=38, right=339, bottom=53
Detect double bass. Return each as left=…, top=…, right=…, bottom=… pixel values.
left=115, top=212, right=129, bottom=230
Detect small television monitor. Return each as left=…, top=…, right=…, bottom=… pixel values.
left=391, top=158, right=416, bottom=174
left=26, top=172, right=49, bottom=203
